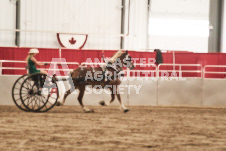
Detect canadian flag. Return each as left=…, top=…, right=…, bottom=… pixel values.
left=69, top=37, right=76, bottom=44
left=57, top=33, right=88, bottom=49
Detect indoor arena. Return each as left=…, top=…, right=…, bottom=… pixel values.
left=0, top=0, right=226, bottom=150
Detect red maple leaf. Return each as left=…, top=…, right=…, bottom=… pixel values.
left=69, top=37, right=76, bottom=44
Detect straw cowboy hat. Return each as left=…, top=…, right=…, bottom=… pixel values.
left=28, top=48, right=39, bottom=54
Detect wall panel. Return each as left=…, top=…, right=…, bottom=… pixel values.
left=0, top=0, right=213, bottom=52
left=124, top=0, right=148, bottom=50
left=148, top=0, right=210, bottom=52
left=19, top=0, right=122, bottom=49
left=0, top=0, right=16, bottom=46
left=203, top=79, right=226, bottom=106
left=2, top=76, right=226, bottom=107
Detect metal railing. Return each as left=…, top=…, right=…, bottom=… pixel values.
left=126, top=63, right=157, bottom=78
left=81, top=62, right=105, bottom=66
left=0, top=60, right=27, bottom=75
left=203, top=65, right=226, bottom=78
left=0, top=60, right=79, bottom=75
left=80, top=62, right=158, bottom=78
left=157, top=64, right=203, bottom=78
left=1, top=60, right=226, bottom=79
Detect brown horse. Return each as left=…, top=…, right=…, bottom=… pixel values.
left=61, top=50, right=134, bottom=113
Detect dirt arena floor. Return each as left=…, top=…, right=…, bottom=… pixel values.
left=0, top=105, right=225, bottom=151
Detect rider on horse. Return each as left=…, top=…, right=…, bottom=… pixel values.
left=103, top=50, right=126, bottom=81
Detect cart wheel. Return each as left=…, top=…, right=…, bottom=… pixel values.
left=20, top=73, right=59, bottom=112
left=12, top=74, right=30, bottom=112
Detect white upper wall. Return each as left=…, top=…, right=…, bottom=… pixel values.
left=19, top=0, right=122, bottom=49
left=0, top=0, right=16, bottom=46
left=124, top=0, right=148, bottom=50
left=0, top=0, right=213, bottom=52
left=148, top=0, right=210, bottom=52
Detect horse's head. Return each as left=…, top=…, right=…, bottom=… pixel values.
left=120, top=50, right=135, bottom=70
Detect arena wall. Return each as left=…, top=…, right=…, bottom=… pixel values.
left=0, top=76, right=19, bottom=105
left=158, top=78, right=203, bottom=106
left=203, top=79, right=226, bottom=106
left=1, top=75, right=226, bottom=107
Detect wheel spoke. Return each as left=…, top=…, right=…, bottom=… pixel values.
left=33, top=97, right=38, bottom=110
left=21, top=94, right=30, bottom=100
left=34, top=95, right=42, bottom=104
left=40, top=96, right=47, bottom=104
left=21, top=89, right=28, bottom=92
left=31, top=96, right=37, bottom=109
left=39, top=95, right=50, bottom=110
left=46, top=101, right=53, bottom=105
left=38, top=96, right=41, bottom=107
left=28, top=97, right=32, bottom=106
left=15, top=98, right=20, bottom=102
left=24, top=81, right=32, bottom=89
left=17, top=81, right=23, bottom=85
left=40, top=95, right=48, bottom=100
left=14, top=92, right=28, bottom=95
left=34, top=95, right=47, bottom=111
left=26, top=96, right=33, bottom=107
left=21, top=85, right=30, bottom=90
left=24, top=95, right=31, bottom=105
left=36, top=95, right=46, bottom=105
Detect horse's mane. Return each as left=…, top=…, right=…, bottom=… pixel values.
left=111, top=50, right=124, bottom=62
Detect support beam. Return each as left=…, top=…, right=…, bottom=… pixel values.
left=147, top=0, right=151, bottom=50
left=221, top=0, right=226, bottom=52
left=208, top=0, right=224, bottom=52
left=120, top=0, right=126, bottom=49
left=120, top=0, right=130, bottom=50
left=15, top=0, right=21, bottom=46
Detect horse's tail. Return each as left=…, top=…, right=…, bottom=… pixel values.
left=69, top=70, right=73, bottom=76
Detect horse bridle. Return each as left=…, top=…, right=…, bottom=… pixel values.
left=123, top=54, right=134, bottom=70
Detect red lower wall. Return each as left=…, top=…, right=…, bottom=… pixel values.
left=0, top=47, right=226, bottom=78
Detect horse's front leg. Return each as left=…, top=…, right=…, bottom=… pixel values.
left=116, top=87, right=129, bottom=113
left=116, top=89, right=129, bottom=113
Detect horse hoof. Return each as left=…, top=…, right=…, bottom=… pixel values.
left=99, top=100, right=105, bottom=106
left=124, top=109, right=130, bottom=113
left=55, top=102, right=63, bottom=106
left=83, top=107, right=94, bottom=113
left=84, top=109, right=94, bottom=113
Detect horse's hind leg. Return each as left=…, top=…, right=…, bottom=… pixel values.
left=63, top=89, right=72, bottom=104
left=99, top=88, right=115, bottom=106
left=77, top=86, right=93, bottom=113
left=62, top=79, right=77, bottom=104
left=56, top=89, right=73, bottom=106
